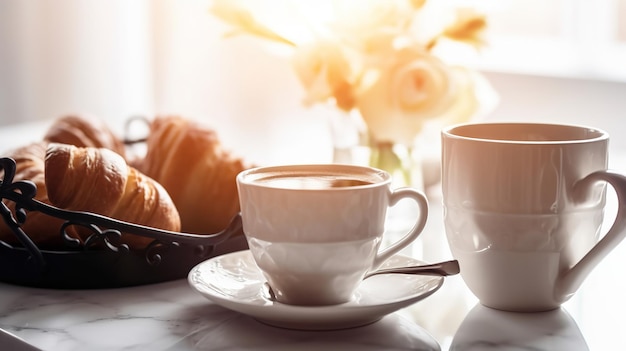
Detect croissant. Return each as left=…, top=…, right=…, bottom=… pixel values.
left=45, top=143, right=181, bottom=248
left=138, top=116, right=249, bottom=234
left=0, top=142, right=66, bottom=248
left=44, top=114, right=127, bottom=159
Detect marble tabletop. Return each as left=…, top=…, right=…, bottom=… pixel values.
left=0, top=267, right=603, bottom=351
left=0, top=278, right=441, bottom=351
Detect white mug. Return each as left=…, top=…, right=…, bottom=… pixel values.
left=236, top=164, right=428, bottom=306
left=442, top=122, right=626, bottom=311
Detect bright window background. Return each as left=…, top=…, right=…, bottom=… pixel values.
left=620, top=0, right=626, bottom=41
left=2, top=0, right=626, bottom=158
left=468, top=0, right=626, bottom=156
left=474, top=0, right=626, bottom=81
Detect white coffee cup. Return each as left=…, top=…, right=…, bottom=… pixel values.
left=236, top=164, right=429, bottom=306
left=442, top=122, right=626, bottom=311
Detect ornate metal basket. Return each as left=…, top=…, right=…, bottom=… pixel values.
left=0, top=157, right=248, bottom=289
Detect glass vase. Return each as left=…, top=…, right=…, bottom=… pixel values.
left=327, top=109, right=426, bottom=258
left=327, top=109, right=425, bottom=191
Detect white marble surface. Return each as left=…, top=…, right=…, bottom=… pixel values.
left=0, top=271, right=604, bottom=351
left=0, top=279, right=440, bottom=351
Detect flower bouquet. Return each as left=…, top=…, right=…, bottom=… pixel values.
left=210, top=0, right=498, bottom=188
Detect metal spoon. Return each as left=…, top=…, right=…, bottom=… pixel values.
left=363, top=259, right=460, bottom=279
left=263, top=260, right=460, bottom=301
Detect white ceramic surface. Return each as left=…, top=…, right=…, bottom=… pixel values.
left=236, top=164, right=429, bottom=305
left=188, top=250, right=444, bottom=330
left=442, top=122, right=626, bottom=311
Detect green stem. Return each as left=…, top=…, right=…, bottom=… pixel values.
left=369, top=141, right=412, bottom=186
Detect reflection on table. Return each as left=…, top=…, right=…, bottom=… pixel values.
left=450, top=304, right=588, bottom=351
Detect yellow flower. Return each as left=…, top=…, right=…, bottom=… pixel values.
left=443, top=8, right=487, bottom=48
left=356, top=47, right=481, bottom=145
left=436, top=66, right=498, bottom=126
left=209, top=0, right=496, bottom=146
left=291, top=40, right=358, bottom=111
left=330, top=0, right=416, bottom=51
left=209, top=0, right=295, bottom=46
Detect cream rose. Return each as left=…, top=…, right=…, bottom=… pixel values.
left=331, top=0, right=417, bottom=52
left=355, top=46, right=484, bottom=145
left=291, top=40, right=357, bottom=111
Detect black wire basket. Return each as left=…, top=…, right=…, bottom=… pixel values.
left=0, top=157, right=248, bottom=289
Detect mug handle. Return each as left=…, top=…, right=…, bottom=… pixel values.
left=371, top=187, right=429, bottom=269
left=558, top=170, right=626, bottom=298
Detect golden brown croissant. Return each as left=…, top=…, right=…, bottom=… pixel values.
left=138, top=116, right=250, bottom=234
left=44, top=114, right=127, bottom=159
left=45, top=143, right=181, bottom=248
left=0, top=142, right=67, bottom=248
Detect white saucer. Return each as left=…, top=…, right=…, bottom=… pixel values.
left=188, top=250, right=444, bottom=330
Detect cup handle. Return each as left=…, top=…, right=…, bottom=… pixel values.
left=558, top=170, right=626, bottom=299
left=371, top=187, right=429, bottom=269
